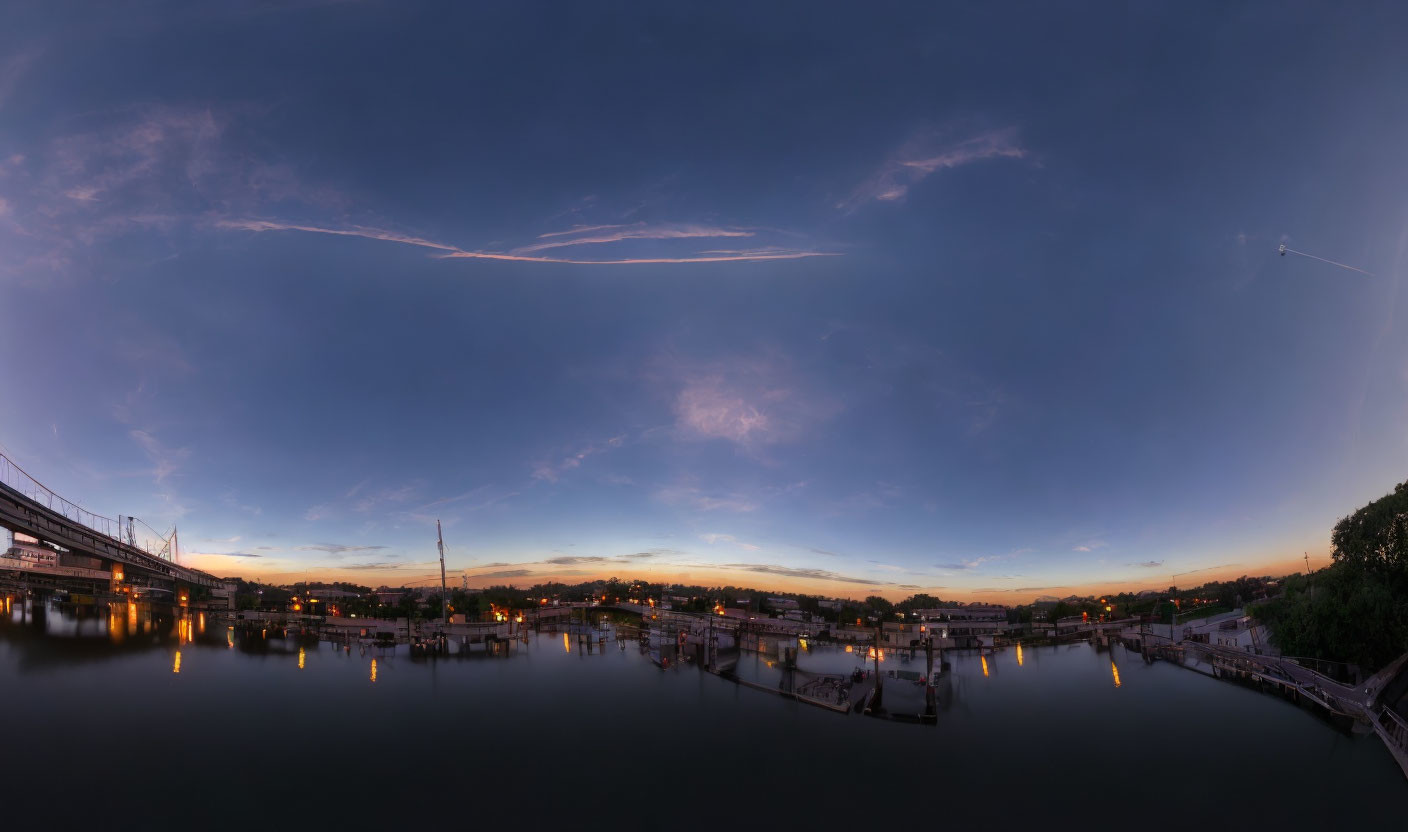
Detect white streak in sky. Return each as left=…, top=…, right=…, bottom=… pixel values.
left=218, top=219, right=836, bottom=265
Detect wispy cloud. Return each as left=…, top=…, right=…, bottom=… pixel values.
left=395, top=486, right=521, bottom=527
left=1129, top=560, right=1164, bottom=568
left=219, top=219, right=836, bottom=265
left=515, top=222, right=754, bottom=253
left=675, top=378, right=773, bottom=443
left=655, top=484, right=757, bottom=513
left=296, top=543, right=389, bottom=554
left=0, top=50, right=40, bottom=114
left=935, top=555, right=1000, bottom=571
left=1170, top=563, right=1241, bottom=578
left=828, top=482, right=905, bottom=515
left=1073, top=540, right=1107, bottom=553
left=840, top=127, right=1026, bottom=211
left=701, top=533, right=761, bottom=551
left=531, top=435, right=625, bottom=483
left=667, top=354, right=837, bottom=448
left=128, top=429, right=187, bottom=484
left=0, top=106, right=347, bottom=282
left=351, top=483, right=418, bottom=513
left=720, top=562, right=897, bottom=587
left=536, top=223, right=630, bottom=239
left=218, top=492, right=263, bottom=518
left=469, top=568, right=536, bottom=579
left=622, top=549, right=679, bottom=560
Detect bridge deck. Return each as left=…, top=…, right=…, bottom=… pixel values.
left=0, top=481, right=220, bottom=589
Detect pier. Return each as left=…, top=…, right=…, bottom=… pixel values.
left=1107, top=624, right=1408, bottom=779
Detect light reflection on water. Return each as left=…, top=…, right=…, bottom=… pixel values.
left=0, top=601, right=1402, bottom=826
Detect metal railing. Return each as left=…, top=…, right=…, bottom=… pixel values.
left=0, top=452, right=172, bottom=560
left=1282, top=655, right=1359, bottom=684
left=1, top=453, right=121, bottom=539
left=1381, top=707, right=1408, bottom=751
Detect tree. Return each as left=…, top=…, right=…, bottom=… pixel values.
left=863, top=595, right=894, bottom=620
left=1254, top=479, right=1408, bottom=671
left=1332, top=479, right=1408, bottom=576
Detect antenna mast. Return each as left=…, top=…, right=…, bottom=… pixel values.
left=437, top=519, right=448, bottom=623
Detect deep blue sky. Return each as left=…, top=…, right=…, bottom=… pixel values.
left=2, top=2, right=1406, bottom=600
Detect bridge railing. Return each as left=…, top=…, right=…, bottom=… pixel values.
left=0, top=452, right=172, bottom=560
left=1, top=452, right=122, bottom=540
left=1282, top=655, right=1359, bottom=684
left=1381, top=707, right=1408, bottom=752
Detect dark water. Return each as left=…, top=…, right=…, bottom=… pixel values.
left=1, top=601, right=1403, bottom=828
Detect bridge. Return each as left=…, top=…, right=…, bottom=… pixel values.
left=0, top=452, right=222, bottom=601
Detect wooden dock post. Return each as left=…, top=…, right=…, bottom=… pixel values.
left=871, top=623, right=883, bottom=711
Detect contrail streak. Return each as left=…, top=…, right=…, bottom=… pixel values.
left=1279, top=244, right=1374, bottom=276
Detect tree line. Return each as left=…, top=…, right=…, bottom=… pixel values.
left=1247, top=479, right=1408, bottom=672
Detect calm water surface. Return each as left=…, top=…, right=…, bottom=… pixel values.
left=1, top=601, right=1403, bottom=828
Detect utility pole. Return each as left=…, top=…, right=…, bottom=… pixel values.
left=436, top=520, right=448, bottom=624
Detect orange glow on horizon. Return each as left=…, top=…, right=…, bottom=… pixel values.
left=181, top=548, right=1336, bottom=606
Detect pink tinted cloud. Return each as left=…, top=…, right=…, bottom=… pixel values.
left=675, top=377, right=772, bottom=443
left=666, top=352, right=838, bottom=448
left=514, top=222, right=754, bottom=253
left=531, top=435, right=626, bottom=483
left=219, top=220, right=836, bottom=265
left=840, top=127, right=1027, bottom=211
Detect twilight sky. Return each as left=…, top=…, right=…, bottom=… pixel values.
left=2, top=2, right=1407, bottom=601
